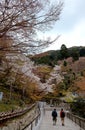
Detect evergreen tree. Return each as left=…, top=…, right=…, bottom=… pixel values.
left=60, top=44, right=69, bottom=59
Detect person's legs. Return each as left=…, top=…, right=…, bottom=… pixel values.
left=54, top=118, right=57, bottom=125
left=53, top=117, right=57, bottom=125
left=53, top=117, right=55, bottom=125
left=61, top=118, right=64, bottom=126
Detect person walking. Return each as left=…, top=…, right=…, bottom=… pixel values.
left=52, top=108, right=58, bottom=125
left=60, top=108, right=65, bottom=126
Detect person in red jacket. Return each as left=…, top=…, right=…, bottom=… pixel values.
left=60, top=108, right=65, bottom=126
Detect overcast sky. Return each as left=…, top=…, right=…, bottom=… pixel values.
left=44, top=0, right=85, bottom=51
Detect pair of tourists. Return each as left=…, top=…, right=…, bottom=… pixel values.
left=52, top=108, right=65, bottom=126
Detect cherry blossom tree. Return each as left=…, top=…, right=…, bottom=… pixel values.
left=0, top=0, right=63, bottom=102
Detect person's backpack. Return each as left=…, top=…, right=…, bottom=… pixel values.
left=52, top=111, right=57, bottom=117
left=61, top=111, right=65, bottom=118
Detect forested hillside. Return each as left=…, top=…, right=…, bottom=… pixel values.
left=30, top=45, right=85, bottom=118
left=30, top=45, right=85, bottom=96
left=30, top=45, right=85, bottom=66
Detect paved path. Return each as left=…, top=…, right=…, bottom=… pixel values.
left=33, top=110, right=83, bottom=130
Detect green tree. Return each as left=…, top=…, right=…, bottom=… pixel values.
left=71, top=48, right=79, bottom=61
left=70, top=98, right=85, bottom=118
left=60, top=44, right=69, bottom=59
left=79, top=48, right=85, bottom=57
left=63, top=60, right=67, bottom=66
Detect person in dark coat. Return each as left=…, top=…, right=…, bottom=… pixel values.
left=52, top=108, right=58, bottom=125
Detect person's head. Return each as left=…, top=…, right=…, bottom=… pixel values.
left=54, top=108, right=56, bottom=111
left=61, top=108, right=63, bottom=111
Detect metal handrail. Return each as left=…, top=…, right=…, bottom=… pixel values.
left=66, top=112, right=85, bottom=129
left=22, top=112, right=41, bottom=130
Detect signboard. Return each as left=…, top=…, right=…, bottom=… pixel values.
left=0, top=92, right=3, bottom=101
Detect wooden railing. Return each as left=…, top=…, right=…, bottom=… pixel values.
left=0, top=104, right=35, bottom=123
left=0, top=103, right=41, bottom=130
left=66, top=112, right=85, bottom=130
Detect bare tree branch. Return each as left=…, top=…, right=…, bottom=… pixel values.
left=0, top=0, right=63, bottom=54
